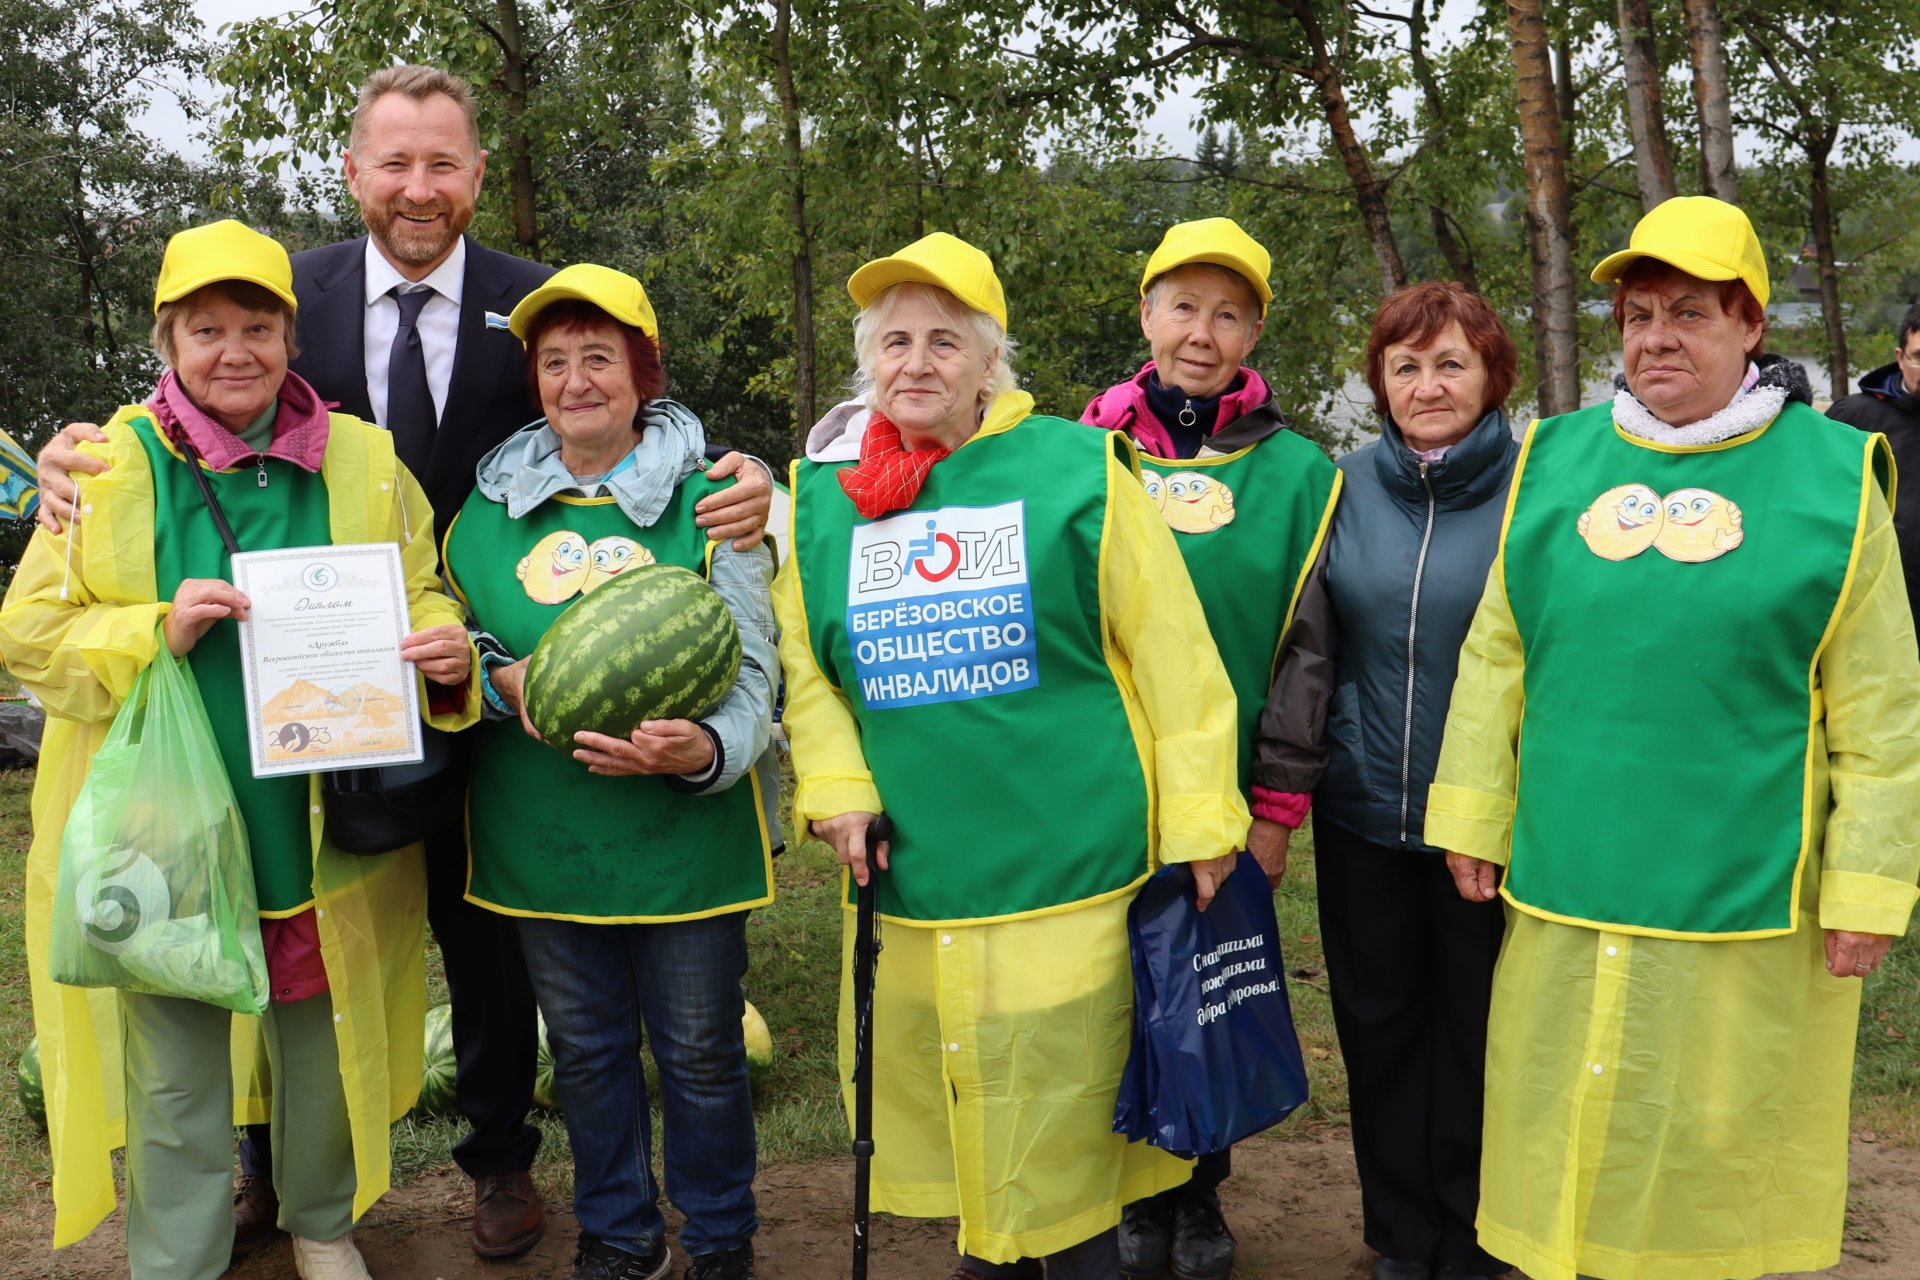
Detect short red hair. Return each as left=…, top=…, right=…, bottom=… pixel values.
left=1608, top=259, right=1766, bottom=356
left=1364, top=282, right=1517, bottom=417
left=523, top=299, right=667, bottom=416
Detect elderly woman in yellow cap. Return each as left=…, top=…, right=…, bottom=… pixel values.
left=0, top=220, right=477, bottom=1279
left=1081, top=217, right=1339, bottom=1280
left=440, top=263, right=777, bottom=1280
left=1428, top=195, right=1920, bottom=1280
left=774, top=232, right=1249, bottom=1278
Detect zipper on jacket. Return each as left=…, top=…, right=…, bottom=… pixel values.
left=1399, top=462, right=1436, bottom=844
left=256, top=455, right=268, bottom=488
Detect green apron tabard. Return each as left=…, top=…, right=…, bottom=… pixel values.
left=1137, top=432, right=1339, bottom=796
left=444, top=478, right=773, bottom=923
left=1498, top=399, right=1888, bottom=938
left=127, top=410, right=332, bottom=916
left=790, top=414, right=1151, bottom=925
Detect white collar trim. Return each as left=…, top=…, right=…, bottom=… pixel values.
left=1612, top=366, right=1784, bottom=446
left=362, top=236, right=467, bottom=308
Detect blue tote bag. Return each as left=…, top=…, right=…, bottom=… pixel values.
left=1113, top=852, right=1309, bottom=1158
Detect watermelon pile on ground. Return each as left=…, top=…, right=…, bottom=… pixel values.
left=16, top=1038, right=42, bottom=1129
left=533, top=1011, right=559, bottom=1111
left=415, top=1004, right=456, bottom=1117
left=524, top=563, right=742, bottom=751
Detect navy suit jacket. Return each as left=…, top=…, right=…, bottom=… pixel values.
left=289, top=235, right=554, bottom=530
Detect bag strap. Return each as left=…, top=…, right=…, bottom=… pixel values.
left=170, top=430, right=243, bottom=556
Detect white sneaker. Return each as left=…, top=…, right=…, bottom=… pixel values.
left=292, top=1231, right=374, bottom=1280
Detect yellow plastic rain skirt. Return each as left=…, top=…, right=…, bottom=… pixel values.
left=837, top=892, right=1192, bottom=1262
left=1477, top=902, right=1859, bottom=1280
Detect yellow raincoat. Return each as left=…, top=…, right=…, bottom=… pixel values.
left=1428, top=459, right=1920, bottom=1280
left=0, top=408, right=478, bottom=1248
left=774, top=393, right=1250, bottom=1261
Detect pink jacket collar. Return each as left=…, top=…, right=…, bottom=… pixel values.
left=147, top=369, right=332, bottom=473
left=1078, top=362, right=1271, bottom=457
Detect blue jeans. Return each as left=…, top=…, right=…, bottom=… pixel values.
left=517, top=913, right=758, bottom=1257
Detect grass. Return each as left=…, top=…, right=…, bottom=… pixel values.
left=1, top=765, right=1916, bottom=1227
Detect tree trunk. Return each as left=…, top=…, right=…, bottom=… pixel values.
left=494, top=0, right=540, bottom=258
left=1506, top=0, right=1580, bottom=415
left=771, top=0, right=817, bottom=441
left=1807, top=130, right=1848, bottom=399
left=1682, top=0, right=1739, bottom=202
left=1618, top=0, right=1677, bottom=208
left=1281, top=0, right=1404, bottom=296
left=1429, top=203, right=1480, bottom=293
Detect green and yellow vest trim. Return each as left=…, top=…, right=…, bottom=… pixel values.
left=1496, top=398, right=1891, bottom=940
left=1137, top=433, right=1340, bottom=796
left=125, top=408, right=333, bottom=916
left=444, top=479, right=774, bottom=924
left=789, top=414, right=1154, bottom=927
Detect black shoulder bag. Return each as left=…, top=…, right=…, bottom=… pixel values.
left=176, top=432, right=465, bottom=854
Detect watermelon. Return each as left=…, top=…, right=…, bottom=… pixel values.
left=17, top=1038, right=45, bottom=1129
left=533, top=1011, right=561, bottom=1111
left=524, top=563, right=742, bottom=752
left=742, top=1000, right=773, bottom=1086
left=415, top=1003, right=456, bottom=1117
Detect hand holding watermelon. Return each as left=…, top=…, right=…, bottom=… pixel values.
left=571, top=719, right=716, bottom=777
left=523, top=564, right=743, bottom=753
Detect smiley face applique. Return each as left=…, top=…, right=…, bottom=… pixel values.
left=517, top=530, right=590, bottom=603
left=1151, top=471, right=1237, bottom=534
left=582, top=536, right=655, bottom=593
left=1651, top=488, right=1744, bottom=562
left=1575, top=484, right=1742, bottom=563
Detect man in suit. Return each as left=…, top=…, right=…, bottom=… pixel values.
left=36, top=65, right=771, bottom=1264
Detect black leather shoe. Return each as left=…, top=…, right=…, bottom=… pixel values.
left=1371, top=1259, right=1434, bottom=1280
left=1169, top=1185, right=1235, bottom=1280
left=568, top=1234, right=670, bottom=1280
left=1120, top=1194, right=1174, bottom=1278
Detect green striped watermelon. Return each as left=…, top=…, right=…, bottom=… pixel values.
left=415, top=1004, right=456, bottom=1117
left=533, top=1011, right=560, bottom=1111
left=524, top=563, right=742, bottom=752
left=17, top=1037, right=44, bottom=1129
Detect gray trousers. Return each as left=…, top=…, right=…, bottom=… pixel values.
left=121, top=990, right=355, bottom=1279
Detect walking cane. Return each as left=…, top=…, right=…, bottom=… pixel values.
left=851, top=813, right=893, bottom=1280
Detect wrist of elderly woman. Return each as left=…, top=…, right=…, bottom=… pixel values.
left=665, top=723, right=726, bottom=792
left=1249, top=786, right=1310, bottom=829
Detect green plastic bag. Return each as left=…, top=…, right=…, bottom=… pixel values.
left=50, top=644, right=268, bottom=1015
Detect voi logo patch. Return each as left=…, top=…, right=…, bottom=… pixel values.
left=846, top=500, right=1038, bottom=707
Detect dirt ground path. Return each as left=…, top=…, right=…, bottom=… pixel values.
left=8, top=1132, right=1919, bottom=1279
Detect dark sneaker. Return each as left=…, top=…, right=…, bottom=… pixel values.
left=1120, top=1193, right=1175, bottom=1278
left=569, top=1234, right=671, bottom=1280
left=1371, top=1260, right=1434, bottom=1280
left=1168, top=1185, right=1235, bottom=1280
left=687, top=1244, right=755, bottom=1280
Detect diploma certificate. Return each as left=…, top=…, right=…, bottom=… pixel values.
left=232, top=543, right=423, bottom=779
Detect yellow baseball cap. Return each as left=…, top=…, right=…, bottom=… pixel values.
left=153, top=220, right=297, bottom=315
left=1590, top=196, right=1770, bottom=307
left=848, top=232, right=1007, bottom=330
left=1141, top=218, right=1273, bottom=316
left=509, top=263, right=660, bottom=343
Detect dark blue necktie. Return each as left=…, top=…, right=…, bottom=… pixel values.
left=386, top=286, right=437, bottom=477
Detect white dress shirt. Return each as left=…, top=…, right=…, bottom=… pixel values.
left=362, top=237, right=466, bottom=428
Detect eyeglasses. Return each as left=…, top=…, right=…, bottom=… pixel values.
left=1899, top=348, right=1920, bottom=366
